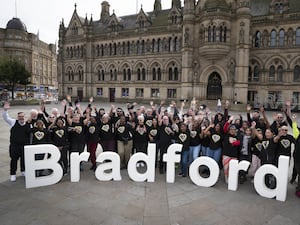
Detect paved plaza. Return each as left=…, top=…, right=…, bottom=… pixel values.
left=0, top=102, right=299, bottom=225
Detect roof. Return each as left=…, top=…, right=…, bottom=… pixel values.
left=6, top=17, right=27, bottom=32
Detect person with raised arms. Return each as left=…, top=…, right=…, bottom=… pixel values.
left=2, top=102, right=31, bottom=181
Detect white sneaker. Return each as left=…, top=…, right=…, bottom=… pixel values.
left=10, top=175, right=16, bottom=182
left=21, top=171, right=26, bottom=176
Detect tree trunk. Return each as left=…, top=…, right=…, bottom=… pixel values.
left=11, top=84, right=14, bottom=100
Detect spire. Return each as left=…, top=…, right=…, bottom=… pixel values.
left=154, top=0, right=162, bottom=14
left=84, top=13, right=88, bottom=25
left=89, top=14, right=93, bottom=25
left=74, top=3, right=77, bottom=12
left=15, top=0, right=18, bottom=17
left=172, top=0, right=181, bottom=9
left=100, top=1, right=110, bottom=23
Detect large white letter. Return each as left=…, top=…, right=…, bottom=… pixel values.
left=228, top=160, right=250, bottom=191
left=95, top=152, right=121, bottom=181
left=24, top=144, right=63, bottom=188
left=254, top=156, right=290, bottom=202
left=189, top=156, right=219, bottom=187
left=163, top=143, right=182, bottom=183
left=70, top=152, right=90, bottom=182
left=128, top=143, right=156, bottom=182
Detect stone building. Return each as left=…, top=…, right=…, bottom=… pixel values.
left=58, top=0, right=300, bottom=110
left=0, top=17, right=58, bottom=93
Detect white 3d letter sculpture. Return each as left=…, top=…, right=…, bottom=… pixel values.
left=24, top=144, right=63, bottom=188
left=254, top=156, right=289, bottom=202
left=163, top=143, right=182, bottom=183
left=127, top=143, right=156, bottom=182
left=95, top=152, right=121, bottom=181
left=189, top=156, right=220, bottom=187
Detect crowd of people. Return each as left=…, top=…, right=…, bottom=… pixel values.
left=2, top=96, right=300, bottom=198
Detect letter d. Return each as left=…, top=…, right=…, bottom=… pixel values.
left=24, top=144, right=63, bottom=188
left=254, top=156, right=289, bottom=202
left=128, top=143, right=156, bottom=182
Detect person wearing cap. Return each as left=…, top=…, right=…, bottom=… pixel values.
left=247, top=105, right=269, bottom=133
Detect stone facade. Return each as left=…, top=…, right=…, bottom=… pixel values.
left=58, top=0, right=300, bottom=110
left=0, top=18, right=58, bottom=92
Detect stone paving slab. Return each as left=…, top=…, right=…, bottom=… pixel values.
left=0, top=102, right=299, bottom=225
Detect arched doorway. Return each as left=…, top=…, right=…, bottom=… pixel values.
left=207, top=72, right=222, bottom=100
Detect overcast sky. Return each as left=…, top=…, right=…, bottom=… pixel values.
left=0, top=0, right=174, bottom=44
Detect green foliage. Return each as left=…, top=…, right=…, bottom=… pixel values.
left=0, top=57, right=31, bottom=99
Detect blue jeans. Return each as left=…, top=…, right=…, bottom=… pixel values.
left=201, top=146, right=209, bottom=156
left=206, top=147, right=222, bottom=163
left=180, top=150, right=189, bottom=176
left=189, top=145, right=201, bottom=164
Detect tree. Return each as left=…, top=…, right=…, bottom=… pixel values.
left=0, top=57, right=31, bottom=100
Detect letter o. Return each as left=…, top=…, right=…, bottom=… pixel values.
left=189, top=156, right=219, bottom=187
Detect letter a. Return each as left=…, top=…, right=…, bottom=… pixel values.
left=95, top=152, right=122, bottom=181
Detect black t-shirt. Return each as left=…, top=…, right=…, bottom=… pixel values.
left=144, top=116, right=154, bottom=129
left=86, top=122, right=100, bottom=143
left=50, top=126, right=69, bottom=147
left=31, top=127, right=50, bottom=145
left=189, top=128, right=201, bottom=147
left=222, top=134, right=241, bottom=158
left=176, top=130, right=190, bottom=151
left=116, top=123, right=133, bottom=141
left=208, top=128, right=223, bottom=150
left=159, top=124, right=173, bottom=147
left=133, top=125, right=148, bottom=146
left=147, top=125, right=160, bottom=143
left=251, top=136, right=263, bottom=157
left=99, top=121, right=115, bottom=141
left=277, top=134, right=295, bottom=158
left=69, top=119, right=85, bottom=144
left=259, top=138, right=277, bottom=165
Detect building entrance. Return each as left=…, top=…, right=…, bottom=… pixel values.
left=207, top=72, right=222, bottom=100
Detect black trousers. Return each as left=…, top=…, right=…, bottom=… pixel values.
left=9, top=144, right=25, bottom=175
left=58, top=146, right=68, bottom=173
left=295, top=162, right=300, bottom=192
left=159, top=144, right=169, bottom=170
